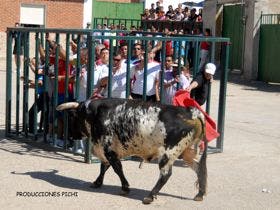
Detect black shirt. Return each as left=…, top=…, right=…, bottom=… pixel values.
left=190, top=72, right=210, bottom=105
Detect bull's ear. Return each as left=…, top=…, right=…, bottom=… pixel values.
left=56, top=102, right=79, bottom=111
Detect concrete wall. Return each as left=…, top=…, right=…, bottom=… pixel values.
left=204, top=0, right=280, bottom=80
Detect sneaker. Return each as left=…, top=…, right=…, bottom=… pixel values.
left=74, top=148, right=84, bottom=154
left=54, top=139, right=64, bottom=148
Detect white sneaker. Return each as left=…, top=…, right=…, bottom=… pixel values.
left=74, top=148, right=84, bottom=154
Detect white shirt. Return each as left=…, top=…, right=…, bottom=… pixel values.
left=131, top=62, right=160, bottom=96
left=179, top=73, right=191, bottom=90
left=104, top=64, right=129, bottom=99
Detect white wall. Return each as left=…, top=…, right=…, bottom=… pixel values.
left=83, top=0, right=92, bottom=28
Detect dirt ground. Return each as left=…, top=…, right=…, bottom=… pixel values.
left=0, top=63, right=280, bottom=210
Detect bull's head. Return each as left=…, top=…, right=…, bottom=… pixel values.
left=56, top=102, right=90, bottom=139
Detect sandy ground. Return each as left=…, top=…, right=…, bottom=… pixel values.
left=0, top=60, right=280, bottom=210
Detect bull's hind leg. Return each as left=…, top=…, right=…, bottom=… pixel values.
left=91, top=162, right=110, bottom=188
left=143, top=154, right=173, bottom=204
left=104, top=150, right=130, bottom=195
left=193, top=141, right=208, bottom=201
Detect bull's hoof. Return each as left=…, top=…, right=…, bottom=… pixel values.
left=194, top=194, right=204, bottom=201
left=142, top=196, right=154, bottom=204
left=120, top=186, right=130, bottom=196
left=90, top=180, right=102, bottom=188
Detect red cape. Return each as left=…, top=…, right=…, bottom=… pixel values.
left=173, top=90, right=220, bottom=142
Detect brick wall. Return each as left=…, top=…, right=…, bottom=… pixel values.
left=0, top=0, right=84, bottom=32
left=0, top=0, right=84, bottom=59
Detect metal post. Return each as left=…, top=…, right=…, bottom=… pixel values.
left=85, top=33, right=94, bottom=164
left=5, top=30, right=13, bottom=136
left=22, top=32, right=29, bottom=136
left=15, top=32, right=21, bottom=135
left=107, top=39, right=113, bottom=98
left=33, top=32, right=40, bottom=140
left=217, top=42, right=230, bottom=152
left=143, top=41, right=148, bottom=101
left=160, top=41, right=166, bottom=103
left=63, top=33, right=70, bottom=150
left=126, top=40, right=132, bottom=99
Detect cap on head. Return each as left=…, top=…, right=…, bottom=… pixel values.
left=204, top=63, right=216, bottom=75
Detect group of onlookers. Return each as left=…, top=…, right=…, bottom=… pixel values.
left=141, top=1, right=202, bottom=23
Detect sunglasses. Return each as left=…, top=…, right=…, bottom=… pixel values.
left=114, top=58, right=121, bottom=61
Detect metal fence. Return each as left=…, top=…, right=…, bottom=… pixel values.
left=93, top=17, right=203, bottom=33
left=260, top=14, right=280, bottom=25
left=6, top=27, right=230, bottom=163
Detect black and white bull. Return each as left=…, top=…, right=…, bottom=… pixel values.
left=57, top=98, right=208, bottom=204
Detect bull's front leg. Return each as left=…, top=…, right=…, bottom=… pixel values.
left=104, top=149, right=130, bottom=195
left=90, top=162, right=110, bottom=188
left=143, top=154, right=173, bottom=204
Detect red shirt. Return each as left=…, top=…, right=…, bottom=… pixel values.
left=201, top=41, right=210, bottom=51
left=49, top=56, right=73, bottom=94
left=166, top=40, right=173, bottom=56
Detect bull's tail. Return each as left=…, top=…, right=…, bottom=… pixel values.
left=194, top=138, right=208, bottom=201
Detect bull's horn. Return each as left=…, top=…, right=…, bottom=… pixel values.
left=56, top=102, right=79, bottom=111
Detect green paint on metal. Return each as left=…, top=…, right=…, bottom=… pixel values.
left=222, top=4, right=244, bottom=70
left=258, top=25, right=280, bottom=83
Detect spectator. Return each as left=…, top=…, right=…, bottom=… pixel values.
left=157, top=6, right=166, bottom=20
left=119, top=42, right=128, bottom=62
left=149, top=3, right=156, bottom=15
left=39, top=33, right=75, bottom=147
left=155, top=1, right=161, bottom=14
left=156, top=56, right=179, bottom=104
left=165, top=5, right=175, bottom=20
left=199, top=28, right=211, bottom=71
left=131, top=43, right=144, bottom=65
left=141, top=9, right=151, bottom=20
left=95, top=44, right=106, bottom=65
left=27, top=57, right=49, bottom=134
left=99, top=52, right=131, bottom=99
left=131, top=48, right=160, bottom=102
left=186, top=63, right=216, bottom=106
left=12, top=22, right=24, bottom=73
left=174, top=8, right=184, bottom=21
left=179, top=65, right=191, bottom=90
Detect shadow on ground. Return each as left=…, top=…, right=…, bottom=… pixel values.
left=11, top=169, right=193, bottom=202
left=0, top=128, right=84, bottom=163
left=215, top=69, right=280, bottom=93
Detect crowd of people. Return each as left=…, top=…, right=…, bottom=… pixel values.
left=141, top=2, right=202, bottom=23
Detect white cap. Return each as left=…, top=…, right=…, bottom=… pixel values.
left=205, top=63, right=216, bottom=75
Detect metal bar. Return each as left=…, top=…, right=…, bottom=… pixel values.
left=63, top=33, right=70, bottom=150
left=33, top=32, right=40, bottom=140
left=159, top=41, right=166, bottom=103
left=206, top=41, right=216, bottom=114
left=217, top=42, right=230, bottom=152
left=126, top=40, right=132, bottom=99
left=5, top=31, right=13, bottom=136
left=15, top=31, right=22, bottom=135
left=53, top=34, right=60, bottom=142
left=107, top=39, right=113, bottom=98
left=85, top=33, right=94, bottom=163
left=75, top=35, right=81, bottom=100
left=22, top=32, right=29, bottom=136
left=43, top=37, right=50, bottom=143
left=142, top=41, right=148, bottom=101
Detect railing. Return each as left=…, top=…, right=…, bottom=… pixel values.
left=260, top=14, right=280, bottom=25
left=141, top=20, right=203, bottom=33
left=93, top=18, right=141, bottom=29
left=6, top=27, right=230, bottom=163
left=93, top=17, right=203, bottom=33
